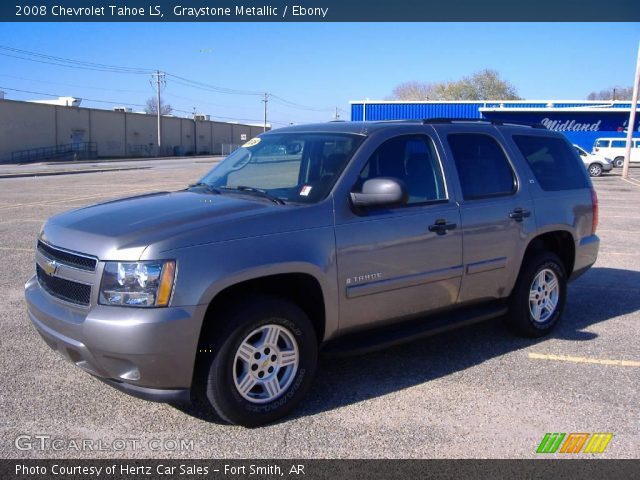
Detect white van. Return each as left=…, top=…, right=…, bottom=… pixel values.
left=593, top=137, right=640, bottom=167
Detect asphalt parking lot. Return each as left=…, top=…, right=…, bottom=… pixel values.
left=0, top=158, right=638, bottom=459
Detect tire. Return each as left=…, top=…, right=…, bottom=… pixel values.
left=506, top=252, right=567, bottom=337
left=588, top=163, right=603, bottom=177
left=195, top=295, right=318, bottom=427
left=613, top=157, right=625, bottom=168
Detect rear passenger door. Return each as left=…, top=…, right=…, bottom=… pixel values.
left=438, top=126, right=536, bottom=304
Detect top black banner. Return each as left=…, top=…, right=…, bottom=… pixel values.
left=2, top=0, right=640, bottom=22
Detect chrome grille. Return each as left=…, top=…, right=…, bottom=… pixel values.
left=36, top=264, right=91, bottom=306
left=37, top=240, right=97, bottom=271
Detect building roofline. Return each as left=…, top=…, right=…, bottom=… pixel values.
left=349, top=100, right=635, bottom=105
left=480, top=107, right=640, bottom=112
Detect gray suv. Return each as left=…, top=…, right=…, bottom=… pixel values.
left=25, top=119, right=600, bottom=426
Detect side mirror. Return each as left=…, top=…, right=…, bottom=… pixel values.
left=350, top=177, right=408, bottom=208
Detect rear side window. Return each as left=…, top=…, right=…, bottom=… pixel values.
left=595, top=139, right=610, bottom=148
left=611, top=140, right=626, bottom=148
left=447, top=133, right=516, bottom=200
left=513, top=135, right=589, bottom=191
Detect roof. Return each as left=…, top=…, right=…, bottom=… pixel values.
left=266, top=118, right=546, bottom=135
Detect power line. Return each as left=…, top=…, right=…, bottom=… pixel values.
left=0, top=73, right=148, bottom=94
left=0, top=86, right=147, bottom=107
left=0, top=45, right=153, bottom=74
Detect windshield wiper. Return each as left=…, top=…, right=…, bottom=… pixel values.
left=220, top=185, right=286, bottom=205
left=188, top=182, right=221, bottom=194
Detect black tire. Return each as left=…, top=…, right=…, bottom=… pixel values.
left=506, top=252, right=567, bottom=337
left=588, top=163, right=603, bottom=177
left=613, top=157, right=625, bottom=168
left=195, top=295, right=317, bottom=427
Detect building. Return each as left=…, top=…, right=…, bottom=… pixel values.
left=349, top=100, right=640, bottom=151
left=0, top=98, right=267, bottom=162
left=29, top=96, right=82, bottom=107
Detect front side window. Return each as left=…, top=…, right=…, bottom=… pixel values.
left=595, top=139, right=610, bottom=148
left=447, top=133, right=516, bottom=200
left=199, top=133, right=364, bottom=203
left=512, top=135, right=589, bottom=191
left=354, top=135, right=446, bottom=205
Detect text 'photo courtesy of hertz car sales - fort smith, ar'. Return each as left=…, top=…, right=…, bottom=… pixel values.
left=26, top=119, right=599, bottom=426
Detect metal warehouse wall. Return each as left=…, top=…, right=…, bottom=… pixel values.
left=0, top=99, right=265, bottom=161
left=350, top=101, right=639, bottom=150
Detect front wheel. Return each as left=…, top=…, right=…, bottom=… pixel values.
left=588, top=163, right=603, bottom=177
left=506, top=252, right=567, bottom=337
left=195, top=296, right=318, bottom=427
left=613, top=157, right=625, bottom=168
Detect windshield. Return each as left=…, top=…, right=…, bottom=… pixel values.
left=198, top=133, right=364, bottom=204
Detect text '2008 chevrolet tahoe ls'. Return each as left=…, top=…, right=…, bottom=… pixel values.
left=25, top=119, right=599, bottom=426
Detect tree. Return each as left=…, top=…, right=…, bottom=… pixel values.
left=587, top=86, right=633, bottom=101
left=145, top=97, right=173, bottom=115
left=389, top=69, right=521, bottom=101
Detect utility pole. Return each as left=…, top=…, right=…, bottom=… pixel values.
left=262, top=92, right=268, bottom=132
left=623, top=41, right=640, bottom=180
left=151, top=70, right=165, bottom=154
left=334, top=107, right=340, bottom=121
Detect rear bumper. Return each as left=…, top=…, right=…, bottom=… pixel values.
left=25, top=275, right=207, bottom=396
left=570, top=234, right=599, bottom=281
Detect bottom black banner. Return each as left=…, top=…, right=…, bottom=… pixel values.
left=1, top=459, right=638, bottom=480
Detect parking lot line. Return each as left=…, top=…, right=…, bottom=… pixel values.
left=528, top=352, right=640, bottom=367
left=0, top=246, right=33, bottom=252
left=596, top=229, right=640, bottom=234
left=0, top=185, right=181, bottom=211
left=597, top=250, right=639, bottom=256
left=621, top=177, right=640, bottom=187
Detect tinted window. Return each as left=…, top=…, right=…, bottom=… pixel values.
left=611, top=140, right=626, bottom=148
left=513, top=135, right=589, bottom=191
left=356, top=135, right=446, bottom=205
left=595, top=140, right=610, bottom=148
left=447, top=134, right=516, bottom=200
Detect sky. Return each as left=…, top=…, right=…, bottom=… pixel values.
left=0, top=22, right=639, bottom=126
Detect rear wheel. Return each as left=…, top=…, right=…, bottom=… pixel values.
left=588, top=163, right=603, bottom=177
left=195, top=295, right=318, bottom=427
left=613, top=157, right=625, bottom=168
left=506, top=252, right=567, bottom=337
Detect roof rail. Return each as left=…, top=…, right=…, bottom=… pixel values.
left=420, top=118, right=546, bottom=129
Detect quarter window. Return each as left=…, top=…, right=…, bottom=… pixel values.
left=512, top=135, right=589, bottom=191
left=355, top=135, right=446, bottom=205
left=447, top=134, right=516, bottom=200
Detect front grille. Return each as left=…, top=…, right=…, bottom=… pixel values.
left=36, top=265, right=91, bottom=306
left=37, top=241, right=97, bottom=271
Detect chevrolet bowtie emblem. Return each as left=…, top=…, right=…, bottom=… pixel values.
left=42, top=258, right=59, bottom=277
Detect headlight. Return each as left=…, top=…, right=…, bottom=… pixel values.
left=99, top=260, right=176, bottom=307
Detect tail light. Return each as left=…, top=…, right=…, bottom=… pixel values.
left=591, top=188, right=599, bottom=235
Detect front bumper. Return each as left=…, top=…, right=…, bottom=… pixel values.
left=602, top=163, right=613, bottom=172
left=25, top=275, right=207, bottom=400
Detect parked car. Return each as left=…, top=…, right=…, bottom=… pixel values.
left=574, top=144, right=612, bottom=177
left=593, top=137, right=640, bottom=168
left=25, top=119, right=599, bottom=426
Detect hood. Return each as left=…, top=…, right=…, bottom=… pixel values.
left=41, top=190, right=279, bottom=260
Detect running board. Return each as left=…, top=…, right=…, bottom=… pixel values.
left=321, top=302, right=508, bottom=356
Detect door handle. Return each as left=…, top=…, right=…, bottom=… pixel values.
left=509, top=207, right=531, bottom=222
left=428, top=219, right=457, bottom=235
